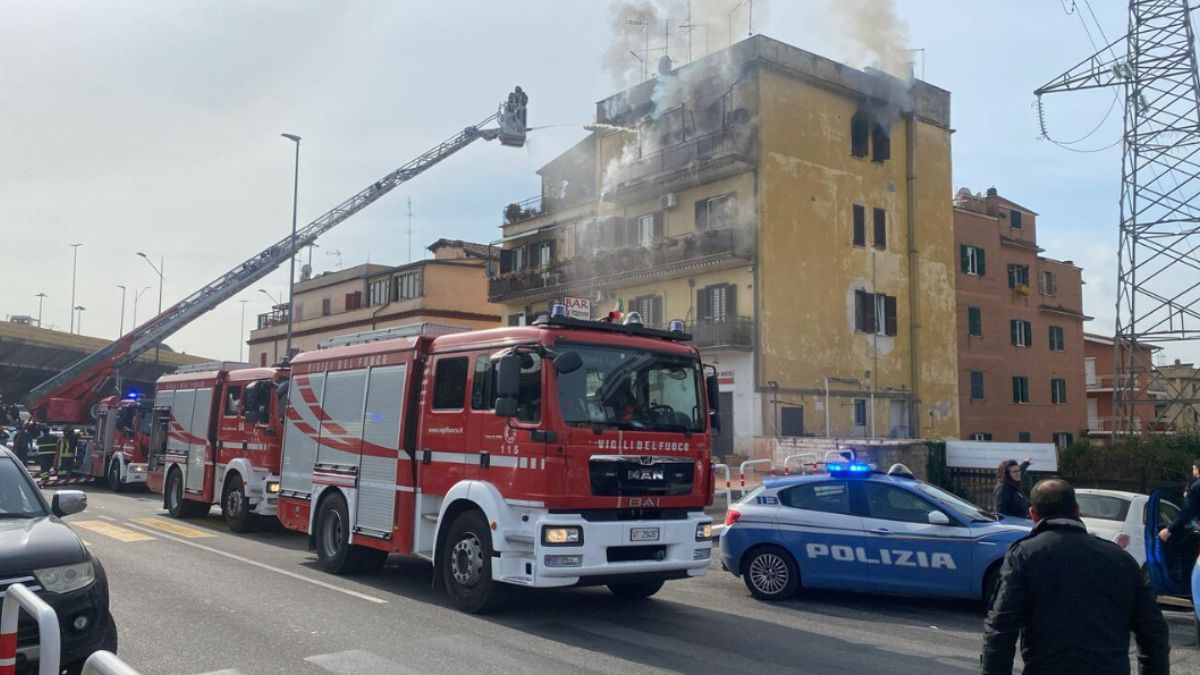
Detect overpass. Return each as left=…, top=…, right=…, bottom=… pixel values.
left=0, top=321, right=213, bottom=409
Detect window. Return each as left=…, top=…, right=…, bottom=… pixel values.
left=853, top=399, right=867, bottom=427
left=259, top=352, right=268, bottom=367
left=968, top=307, right=983, bottom=337
left=507, top=313, right=525, bottom=326
left=1008, top=264, right=1030, bottom=289
left=863, top=483, right=938, bottom=524
left=1039, top=269, right=1057, bottom=296
left=960, top=245, right=986, bottom=276
left=854, top=291, right=897, bottom=336
left=695, top=193, right=737, bottom=230
left=344, top=291, right=362, bottom=311
left=1012, top=376, right=1030, bottom=404
left=1048, top=325, right=1064, bottom=351
left=780, top=482, right=851, bottom=515
left=395, top=271, right=420, bottom=300
left=634, top=212, right=663, bottom=248
left=293, top=304, right=303, bottom=321
left=1053, top=432, right=1073, bottom=449
left=871, top=123, right=891, bottom=162
left=697, top=284, right=736, bottom=322
left=1018, top=432, right=1031, bottom=443
left=852, top=204, right=866, bottom=247
left=851, top=111, right=869, bottom=158
left=872, top=208, right=886, bottom=249
left=367, top=278, right=389, bottom=306
left=972, top=432, right=993, bottom=441
left=533, top=241, right=555, bottom=269
left=780, top=406, right=804, bottom=437
left=432, top=357, right=469, bottom=410
left=1011, top=320, right=1032, bottom=347
left=1010, top=210, right=1023, bottom=229
left=471, top=356, right=495, bottom=410
left=969, top=371, right=984, bottom=400
left=1051, top=378, right=1067, bottom=404
left=223, top=386, right=242, bottom=417
left=321, top=298, right=331, bottom=316
left=629, top=295, right=663, bottom=327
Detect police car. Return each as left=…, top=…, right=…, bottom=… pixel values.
left=719, top=461, right=1031, bottom=603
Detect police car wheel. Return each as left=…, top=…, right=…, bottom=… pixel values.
left=743, top=546, right=799, bottom=601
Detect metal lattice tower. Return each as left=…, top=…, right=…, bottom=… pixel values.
left=1036, top=0, right=1200, bottom=436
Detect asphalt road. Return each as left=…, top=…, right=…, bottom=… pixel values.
left=54, top=487, right=1200, bottom=675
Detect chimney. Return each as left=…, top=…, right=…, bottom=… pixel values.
left=985, top=187, right=998, bottom=197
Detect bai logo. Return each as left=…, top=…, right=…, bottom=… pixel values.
left=804, top=543, right=957, bottom=570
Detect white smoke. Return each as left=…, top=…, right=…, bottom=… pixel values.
left=827, top=0, right=912, bottom=79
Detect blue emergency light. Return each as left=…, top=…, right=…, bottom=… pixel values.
left=550, top=303, right=568, bottom=319
left=826, top=461, right=871, bottom=475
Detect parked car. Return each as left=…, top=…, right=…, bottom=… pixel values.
left=719, top=461, right=1031, bottom=604
left=0, top=445, right=118, bottom=672
left=1075, top=489, right=1188, bottom=569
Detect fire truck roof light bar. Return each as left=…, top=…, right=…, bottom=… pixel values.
left=530, top=314, right=692, bottom=342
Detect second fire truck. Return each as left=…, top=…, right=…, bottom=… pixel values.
left=148, top=309, right=719, bottom=611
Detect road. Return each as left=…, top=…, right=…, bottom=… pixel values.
left=58, top=487, right=1200, bottom=674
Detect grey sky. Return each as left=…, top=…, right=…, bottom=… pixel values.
left=1, top=1, right=1134, bottom=362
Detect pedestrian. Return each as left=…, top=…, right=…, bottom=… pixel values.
left=993, top=457, right=1032, bottom=518
left=1158, top=458, right=1200, bottom=544
left=982, top=479, right=1170, bottom=674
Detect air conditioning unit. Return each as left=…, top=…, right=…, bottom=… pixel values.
left=660, top=192, right=679, bottom=210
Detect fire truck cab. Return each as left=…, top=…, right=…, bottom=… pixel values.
left=276, top=310, right=718, bottom=612
left=85, top=394, right=153, bottom=490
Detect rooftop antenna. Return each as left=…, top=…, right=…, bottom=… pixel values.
left=901, top=48, right=926, bottom=80
left=625, top=15, right=651, bottom=81
left=326, top=249, right=343, bottom=269
left=406, top=196, right=414, bottom=263
left=679, top=1, right=709, bottom=62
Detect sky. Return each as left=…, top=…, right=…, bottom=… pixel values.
left=0, top=1, right=1142, bottom=363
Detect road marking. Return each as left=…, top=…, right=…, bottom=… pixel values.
left=72, top=520, right=156, bottom=542
left=118, top=521, right=387, bottom=604
left=305, top=650, right=419, bottom=674
left=132, top=517, right=216, bottom=539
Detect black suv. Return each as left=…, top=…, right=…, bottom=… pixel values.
left=0, top=446, right=117, bottom=673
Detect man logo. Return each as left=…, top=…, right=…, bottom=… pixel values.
left=805, top=543, right=957, bottom=570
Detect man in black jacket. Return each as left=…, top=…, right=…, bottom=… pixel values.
left=1159, top=458, right=1200, bottom=543
left=982, top=479, right=1169, bottom=674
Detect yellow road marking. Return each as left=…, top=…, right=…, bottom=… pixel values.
left=132, top=517, right=217, bottom=539
left=72, top=520, right=156, bottom=542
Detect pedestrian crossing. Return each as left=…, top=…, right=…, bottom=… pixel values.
left=70, top=516, right=216, bottom=543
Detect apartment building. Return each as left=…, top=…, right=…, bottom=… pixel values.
left=954, top=188, right=1088, bottom=446
left=1154, top=359, right=1200, bottom=431
left=1084, top=334, right=1166, bottom=440
left=248, top=239, right=500, bottom=364
left=487, top=35, right=960, bottom=458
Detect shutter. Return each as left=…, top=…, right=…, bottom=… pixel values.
left=854, top=205, right=867, bottom=247
left=855, top=290, right=866, bottom=331
left=1010, top=320, right=1018, bottom=346
left=977, top=248, right=986, bottom=276
left=653, top=211, right=664, bottom=240
left=863, top=292, right=877, bottom=334
left=960, top=245, right=969, bottom=273
left=1012, top=378, right=1020, bottom=403
left=500, top=249, right=513, bottom=274
left=625, top=217, right=638, bottom=246
left=695, top=199, right=707, bottom=230
left=725, top=284, right=738, bottom=321
left=697, top=288, right=709, bottom=321
left=884, top=295, right=897, bottom=336
left=1024, top=321, right=1032, bottom=348
left=652, top=296, right=663, bottom=326
left=873, top=208, right=886, bottom=249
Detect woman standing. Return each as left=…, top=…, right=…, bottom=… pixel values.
left=993, top=458, right=1033, bottom=518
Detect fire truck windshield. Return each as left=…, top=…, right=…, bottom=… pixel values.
left=556, top=344, right=704, bottom=434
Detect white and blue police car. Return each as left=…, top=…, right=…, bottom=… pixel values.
left=719, top=461, right=1032, bottom=604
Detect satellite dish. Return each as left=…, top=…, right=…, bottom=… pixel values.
left=300, top=263, right=312, bottom=281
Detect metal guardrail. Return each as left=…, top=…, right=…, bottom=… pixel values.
left=782, top=453, right=818, bottom=475
left=712, top=463, right=732, bottom=504
left=1, top=583, right=60, bottom=675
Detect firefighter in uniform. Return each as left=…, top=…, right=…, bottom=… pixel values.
left=34, top=424, right=58, bottom=479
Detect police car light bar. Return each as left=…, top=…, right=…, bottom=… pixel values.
left=826, top=462, right=871, bottom=475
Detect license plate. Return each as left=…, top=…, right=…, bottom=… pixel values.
left=630, top=527, right=660, bottom=542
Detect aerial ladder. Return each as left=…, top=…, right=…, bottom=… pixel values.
left=27, top=89, right=529, bottom=424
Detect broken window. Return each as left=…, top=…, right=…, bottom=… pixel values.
left=852, top=205, right=866, bottom=247
left=872, top=123, right=891, bottom=162
left=851, top=111, right=869, bottom=158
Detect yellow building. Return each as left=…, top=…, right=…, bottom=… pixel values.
left=248, top=239, right=501, bottom=365
left=488, top=36, right=959, bottom=457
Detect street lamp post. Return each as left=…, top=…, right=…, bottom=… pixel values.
left=131, top=286, right=150, bottom=330
left=69, top=243, right=83, bottom=333
left=117, top=285, right=127, bottom=336
left=281, top=133, right=302, bottom=361
left=34, top=293, right=47, bottom=327
left=74, top=306, right=86, bottom=334
left=137, top=252, right=164, bottom=363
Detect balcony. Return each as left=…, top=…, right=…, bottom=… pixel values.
left=1086, top=373, right=1168, bottom=396
left=610, top=127, right=754, bottom=199
left=503, top=190, right=593, bottom=226
left=686, top=317, right=753, bottom=350
left=489, top=227, right=754, bottom=302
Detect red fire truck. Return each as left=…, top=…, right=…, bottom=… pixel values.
left=146, top=362, right=284, bottom=532
left=151, top=310, right=719, bottom=612
left=81, top=394, right=155, bottom=490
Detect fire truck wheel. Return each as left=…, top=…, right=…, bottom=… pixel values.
left=316, top=492, right=371, bottom=574
left=441, top=509, right=507, bottom=614
left=107, top=460, right=124, bottom=493
left=606, top=579, right=665, bottom=600
left=222, top=474, right=255, bottom=533
left=166, top=468, right=208, bottom=519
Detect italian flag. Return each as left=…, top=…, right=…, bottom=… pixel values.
left=605, top=297, right=624, bottom=323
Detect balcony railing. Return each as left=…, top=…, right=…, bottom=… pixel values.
left=686, top=317, right=753, bottom=349
left=503, top=191, right=593, bottom=226
left=255, top=308, right=289, bottom=330
left=489, top=227, right=754, bottom=300
left=615, top=127, right=753, bottom=188
left=1086, top=373, right=1169, bottom=394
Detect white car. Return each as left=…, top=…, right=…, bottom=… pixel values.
left=1075, top=489, right=1186, bottom=568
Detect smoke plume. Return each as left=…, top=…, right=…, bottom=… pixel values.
left=829, top=0, right=912, bottom=79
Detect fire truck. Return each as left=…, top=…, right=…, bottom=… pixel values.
left=82, top=394, right=155, bottom=490
left=146, top=362, right=283, bottom=532
left=151, top=309, right=719, bottom=612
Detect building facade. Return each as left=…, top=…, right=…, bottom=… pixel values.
left=1084, top=334, right=1166, bottom=441
left=248, top=240, right=500, bottom=365
left=954, top=188, right=1088, bottom=446
left=1155, top=359, right=1200, bottom=432
left=487, top=36, right=961, bottom=459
